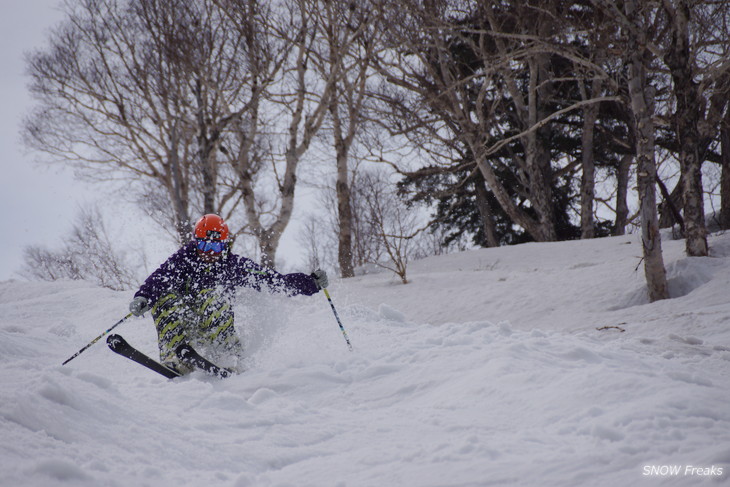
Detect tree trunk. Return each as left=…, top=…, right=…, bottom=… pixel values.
left=658, top=177, right=684, bottom=229
left=335, top=142, right=355, bottom=276
left=580, top=35, right=606, bottom=239
left=626, top=0, right=668, bottom=302
left=195, top=80, right=219, bottom=215
left=169, top=123, right=191, bottom=244
left=721, top=111, right=730, bottom=229
left=526, top=57, right=557, bottom=242
left=580, top=100, right=599, bottom=239
left=474, top=176, right=500, bottom=247
left=613, top=154, right=632, bottom=236
left=475, top=157, right=551, bottom=242
left=663, top=0, right=707, bottom=256
left=258, top=231, right=280, bottom=268
left=330, top=81, right=356, bottom=279
left=579, top=52, right=606, bottom=239
left=526, top=133, right=558, bottom=242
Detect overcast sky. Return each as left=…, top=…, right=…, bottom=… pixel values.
left=0, top=1, right=173, bottom=282
left=0, top=0, right=79, bottom=280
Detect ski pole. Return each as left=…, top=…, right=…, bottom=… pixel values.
left=323, top=288, right=353, bottom=351
left=62, top=313, right=134, bottom=365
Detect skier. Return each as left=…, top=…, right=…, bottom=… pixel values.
left=128, top=214, right=328, bottom=374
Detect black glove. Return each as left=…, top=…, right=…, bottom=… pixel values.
left=311, top=269, right=329, bottom=290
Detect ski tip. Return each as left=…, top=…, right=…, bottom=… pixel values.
left=174, top=343, right=193, bottom=359
left=106, top=334, right=125, bottom=350
left=174, top=343, right=231, bottom=379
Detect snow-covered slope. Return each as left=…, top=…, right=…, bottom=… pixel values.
left=1, top=232, right=729, bottom=486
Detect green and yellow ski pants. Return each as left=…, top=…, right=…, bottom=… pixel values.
left=151, top=288, right=243, bottom=369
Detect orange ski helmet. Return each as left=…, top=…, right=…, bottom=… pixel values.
left=194, top=214, right=229, bottom=241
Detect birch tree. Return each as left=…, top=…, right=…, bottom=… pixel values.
left=218, top=0, right=342, bottom=265
left=661, top=0, right=730, bottom=256
left=722, top=110, right=730, bottom=229
left=310, top=0, right=381, bottom=277
left=25, top=0, right=258, bottom=243
left=613, top=0, right=670, bottom=301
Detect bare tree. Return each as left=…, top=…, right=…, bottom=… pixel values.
left=371, top=0, right=621, bottom=243
left=299, top=171, right=384, bottom=277
left=614, top=154, right=634, bottom=235
left=661, top=0, right=730, bottom=256
left=25, top=0, right=253, bottom=243
left=620, top=0, right=670, bottom=301
left=722, top=109, right=730, bottom=229
left=349, top=170, right=387, bottom=270
left=300, top=166, right=438, bottom=280
left=359, top=171, right=423, bottom=284
left=577, top=25, right=610, bottom=239
left=297, top=213, right=336, bottom=272
left=22, top=206, right=138, bottom=291
left=314, top=0, right=381, bottom=278
left=217, top=0, right=343, bottom=266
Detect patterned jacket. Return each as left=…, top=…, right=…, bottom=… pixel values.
left=134, top=242, right=319, bottom=305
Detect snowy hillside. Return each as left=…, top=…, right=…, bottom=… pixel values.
left=1, top=232, right=729, bottom=487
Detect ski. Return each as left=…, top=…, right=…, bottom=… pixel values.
left=107, top=334, right=181, bottom=379
left=175, top=343, right=231, bottom=379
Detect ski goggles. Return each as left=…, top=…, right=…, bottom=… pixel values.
left=196, top=239, right=227, bottom=253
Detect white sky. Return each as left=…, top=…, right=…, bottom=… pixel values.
left=0, top=0, right=91, bottom=280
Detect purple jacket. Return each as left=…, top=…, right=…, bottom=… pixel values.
left=135, top=242, right=319, bottom=305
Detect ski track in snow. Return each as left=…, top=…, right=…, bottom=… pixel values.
left=1, top=232, right=730, bottom=487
